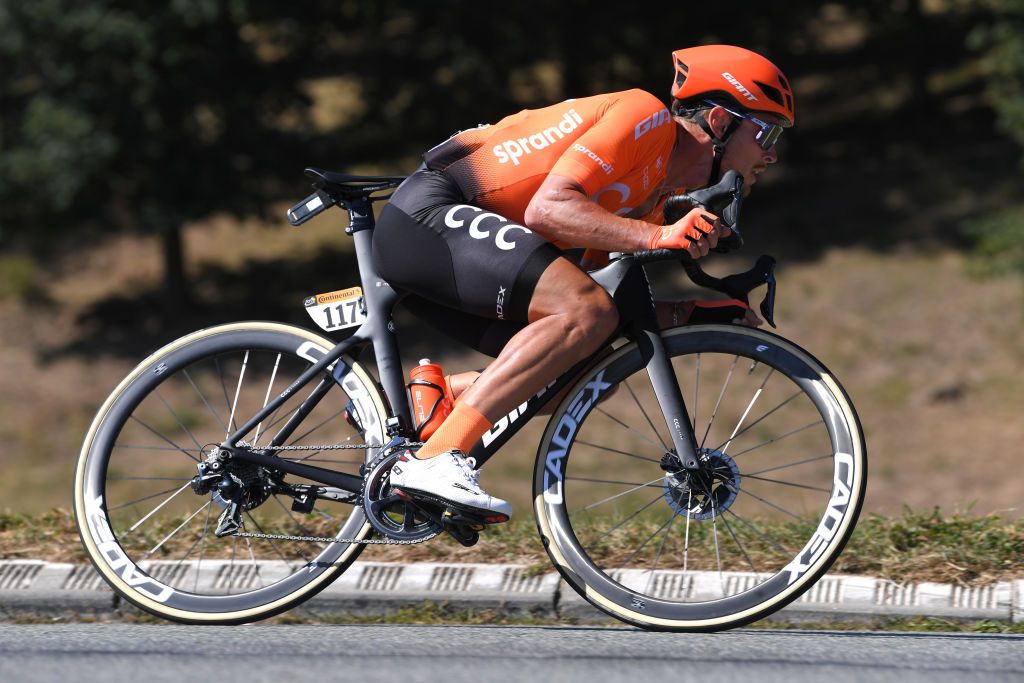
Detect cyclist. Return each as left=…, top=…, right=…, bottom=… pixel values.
left=373, top=45, right=795, bottom=521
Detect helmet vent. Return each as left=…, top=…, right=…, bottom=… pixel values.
left=753, top=80, right=785, bottom=107
left=785, top=93, right=793, bottom=113
left=778, top=74, right=791, bottom=92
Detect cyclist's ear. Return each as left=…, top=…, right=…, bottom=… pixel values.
left=705, top=106, right=733, bottom=139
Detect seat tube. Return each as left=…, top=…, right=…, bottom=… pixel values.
left=635, top=326, right=701, bottom=470
left=347, top=199, right=412, bottom=432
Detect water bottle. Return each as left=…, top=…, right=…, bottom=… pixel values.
left=408, top=359, right=452, bottom=440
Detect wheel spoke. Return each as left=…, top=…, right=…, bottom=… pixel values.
left=683, top=489, right=692, bottom=575
left=711, top=496, right=724, bottom=591
left=618, top=510, right=678, bottom=570
left=242, top=534, right=266, bottom=589
left=643, top=508, right=682, bottom=594
left=113, top=444, right=194, bottom=452
left=128, top=416, right=199, bottom=462
left=700, top=355, right=738, bottom=449
left=574, top=439, right=660, bottom=464
left=720, top=511, right=760, bottom=581
left=184, top=369, right=229, bottom=435
left=121, top=481, right=194, bottom=533
left=583, top=491, right=666, bottom=549
left=141, top=500, right=213, bottom=560
left=110, top=483, right=191, bottom=514
left=272, top=495, right=326, bottom=551
left=226, top=351, right=250, bottom=439
left=108, top=476, right=192, bottom=482
left=570, top=476, right=669, bottom=516
left=194, top=499, right=214, bottom=592
left=723, top=479, right=810, bottom=524
left=214, top=356, right=234, bottom=426
left=723, top=508, right=789, bottom=556
left=745, top=453, right=834, bottom=476
left=623, top=379, right=669, bottom=452
left=740, top=474, right=831, bottom=493
left=155, top=389, right=205, bottom=453
left=711, top=390, right=805, bottom=454
left=729, top=420, right=824, bottom=458
left=253, top=353, right=282, bottom=447
left=244, top=512, right=304, bottom=567
left=720, top=368, right=774, bottom=454
left=595, top=408, right=667, bottom=452
left=565, top=476, right=663, bottom=488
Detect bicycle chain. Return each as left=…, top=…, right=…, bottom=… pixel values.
left=229, top=440, right=433, bottom=545
left=232, top=532, right=429, bottom=545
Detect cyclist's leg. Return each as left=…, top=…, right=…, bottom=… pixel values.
left=457, top=258, right=618, bottom=421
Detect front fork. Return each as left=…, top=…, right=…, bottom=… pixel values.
left=634, top=324, right=701, bottom=470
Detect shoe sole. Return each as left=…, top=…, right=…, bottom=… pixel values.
left=392, top=487, right=510, bottom=524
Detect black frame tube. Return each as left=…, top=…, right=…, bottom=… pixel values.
left=222, top=195, right=700, bottom=493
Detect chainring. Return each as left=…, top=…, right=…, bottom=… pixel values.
left=362, top=450, right=441, bottom=542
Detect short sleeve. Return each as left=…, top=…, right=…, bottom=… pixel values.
left=550, top=90, right=673, bottom=196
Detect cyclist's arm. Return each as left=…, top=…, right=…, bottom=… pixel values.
left=524, top=174, right=655, bottom=252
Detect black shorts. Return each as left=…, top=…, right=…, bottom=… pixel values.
left=372, top=167, right=561, bottom=324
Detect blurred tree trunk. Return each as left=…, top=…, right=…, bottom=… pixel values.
left=160, top=225, right=190, bottom=315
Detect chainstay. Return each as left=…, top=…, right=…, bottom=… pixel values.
left=230, top=440, right=430, bottom=544
left=232, top=531, right=434, bottom=545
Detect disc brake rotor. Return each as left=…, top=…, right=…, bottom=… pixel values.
left=663, top=448, right=741, bottom=520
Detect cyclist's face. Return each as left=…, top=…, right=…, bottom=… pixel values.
left=722, top=119, right=779, bottom=196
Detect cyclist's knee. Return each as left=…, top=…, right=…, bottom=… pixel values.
left=558, top=286, right=618, bottom=350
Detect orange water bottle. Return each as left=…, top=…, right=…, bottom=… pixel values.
left=408, top=359, right=452, bottom=440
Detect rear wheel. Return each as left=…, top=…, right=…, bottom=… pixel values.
left=533, top=325, right=866, bottom=631
left=74, top=322, right=389, bottom=624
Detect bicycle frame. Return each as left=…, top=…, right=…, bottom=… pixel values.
left=225, top=196, right=701, bottom=494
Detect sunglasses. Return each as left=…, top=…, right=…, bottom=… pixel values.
left=705, top=100, right=784, bottom=150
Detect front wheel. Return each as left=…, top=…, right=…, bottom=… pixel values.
left=533, top=325, right=866, bottom=631
left=74, top=322, right=390, bottom=624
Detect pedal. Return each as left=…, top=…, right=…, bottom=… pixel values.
left=391, top=490, right=483, bottom=547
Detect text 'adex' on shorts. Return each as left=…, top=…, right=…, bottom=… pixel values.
left=492, top=108, right=584, bottom=165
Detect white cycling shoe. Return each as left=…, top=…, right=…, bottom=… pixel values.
left=389, top=449, right=512, bottom=523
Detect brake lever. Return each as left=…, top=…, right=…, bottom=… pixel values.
left=680, top=254, right=778, bottom=328
left=663, top=170, right=746, bottom=253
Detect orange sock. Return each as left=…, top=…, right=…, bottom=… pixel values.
left=415, top=402, right=492, bottom=459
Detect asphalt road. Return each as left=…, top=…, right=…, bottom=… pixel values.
left=0, top=624, right=1021, bottom=682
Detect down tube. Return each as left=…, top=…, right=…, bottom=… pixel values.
left=465, top=359, right=591, bottom=468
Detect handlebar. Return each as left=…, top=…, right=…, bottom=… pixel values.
left=628, top=247, right=778, bottom=328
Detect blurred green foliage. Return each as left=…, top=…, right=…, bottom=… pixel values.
left=1, top=1, right=1023, bottom=307
left=969, top=1, right=1024, bottom=281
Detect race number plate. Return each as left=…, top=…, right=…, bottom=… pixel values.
left=303, top=287, right=367, bottom=332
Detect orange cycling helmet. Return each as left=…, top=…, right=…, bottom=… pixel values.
left=671, top=45, right=795, bottom=127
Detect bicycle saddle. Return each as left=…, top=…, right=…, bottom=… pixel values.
left=304, top=167, right=407, bottom=199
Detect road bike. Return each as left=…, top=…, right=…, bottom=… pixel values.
left=74, top=168, right=866, bottom=631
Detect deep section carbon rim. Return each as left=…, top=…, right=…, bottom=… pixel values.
left=534, top=325, right=866, bottom=630
left=75, top=324, right=388, bottom=622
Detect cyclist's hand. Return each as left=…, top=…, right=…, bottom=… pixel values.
left=647, top=208, right=728, bottom=258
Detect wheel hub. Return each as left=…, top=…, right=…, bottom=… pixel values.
left=662, top=448, right=740, bottom=520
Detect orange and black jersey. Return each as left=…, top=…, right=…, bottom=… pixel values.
left=423, top=89, right=677, bottom=233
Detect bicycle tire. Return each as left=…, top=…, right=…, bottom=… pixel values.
left=533, top=324, right=866, bottom=631
left=74, top=322, right=389, bottom=624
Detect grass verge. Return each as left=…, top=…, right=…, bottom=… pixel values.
left=3, top=506, right=1023, bottom=586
